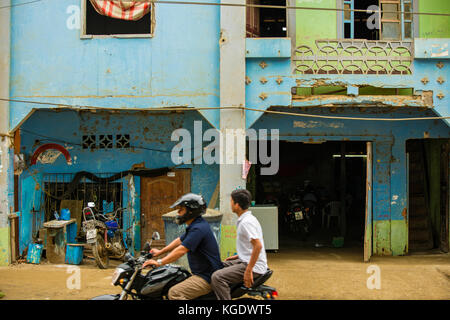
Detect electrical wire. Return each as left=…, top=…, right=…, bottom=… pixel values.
left=0, top=0, right=41, bottom=9
left=2, top=97, right=449, bottom=121
left=244, top=106, right=450, bottom=121
left=0, top=0, right=448, bottom=16
left=18, top=127, right=188, bottom=154
left=133, top=0, right=450, bottom=17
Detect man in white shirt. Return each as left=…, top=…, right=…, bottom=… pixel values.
left=210, top=189, right=268, bottom=300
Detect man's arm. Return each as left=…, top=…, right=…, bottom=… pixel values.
left=151, top=237, right=182, bottom=256
left=160, top=245, right=189, bottom=264
left=243, top=238, right=263, bottom=288
left=143, top=244, right=189, bottom=268
left=225, top=254, right=239, bottom=261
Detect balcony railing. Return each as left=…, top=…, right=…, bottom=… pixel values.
left=293, top=39, right=413, bottom=75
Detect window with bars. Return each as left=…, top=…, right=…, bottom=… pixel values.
left=82, top=134, right=131, bottom=150
left=342, top=0, right=413, bottom=40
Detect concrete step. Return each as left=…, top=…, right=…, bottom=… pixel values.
left=409, top=216, right=429, bottom=229
left=409, top=239, right=434, bottom=251
left=409, top=196, right=426, bottom=208
left=409, top=227, right=433, bottom=242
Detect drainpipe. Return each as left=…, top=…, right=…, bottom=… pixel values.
left=0, top=1, right=12, bottom=266
left=219, top=0, right=246, bottom=227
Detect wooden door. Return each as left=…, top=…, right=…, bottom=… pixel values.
left=364, top=142, right=373, bottom=262
left=140, top=169, right=190, bottom=248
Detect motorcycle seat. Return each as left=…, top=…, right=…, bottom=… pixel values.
left=196, top=269, right=273, bottom=300
left=229, top=268, right=273, bottom=292
left=251, top=268, right=273, bottom=288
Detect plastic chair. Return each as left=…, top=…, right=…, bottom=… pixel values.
left=322, top=201, right=342, bottom=229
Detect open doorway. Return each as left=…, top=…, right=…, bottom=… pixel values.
left=406, top=139, right=449, bottom=253
left=248, top=141, right=368, bottom=252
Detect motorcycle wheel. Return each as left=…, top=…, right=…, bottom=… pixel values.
left=114, top=242, right=126, bottom=260
left=93, top=233, right=109, bottom=269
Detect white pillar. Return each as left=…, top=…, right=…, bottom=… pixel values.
left=0, top=1, right=12, bottom=266
left=219, top=0, right=247, bottom=225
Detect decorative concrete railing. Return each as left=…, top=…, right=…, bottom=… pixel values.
left=293, top=39, right=413, bottom=75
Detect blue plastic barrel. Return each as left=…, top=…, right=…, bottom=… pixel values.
left=60, top=208, right=71, bottom=220
left=27, top=243, right=44, bottom=264
left=65, top=244, right=84, bottom=265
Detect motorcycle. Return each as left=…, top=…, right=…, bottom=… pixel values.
left=92, top=232, right=278, bottom=300
left=285, top=193, right=311, bottom=240
left=82, top=202, right=126, bottom=269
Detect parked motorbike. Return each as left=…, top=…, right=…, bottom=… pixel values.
left=285, top=193, right=311, bottom=240
left=82, top=202, right=126, bottom=269
left=91, top=232, right=278, bottom=300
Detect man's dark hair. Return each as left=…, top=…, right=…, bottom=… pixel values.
left=231, top=189, right=252, bottom=210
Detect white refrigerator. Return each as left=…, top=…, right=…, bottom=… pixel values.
left=250, top=205, right=279, bottom=251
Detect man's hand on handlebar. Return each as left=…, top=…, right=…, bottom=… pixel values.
left=143, top=259, right=159, bottom=269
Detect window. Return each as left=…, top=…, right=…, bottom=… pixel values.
left=82, top=134, right=131, bottom=149
left=82, top=0, right=153, bottom=37
left=246, top=0, right=287, bottom=37
left=82, top=135, right=97, bottom=150
left=341, top=0, right=413, bottom=40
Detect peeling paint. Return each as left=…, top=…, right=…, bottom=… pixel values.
left=293, top=120, right=344, bottom=128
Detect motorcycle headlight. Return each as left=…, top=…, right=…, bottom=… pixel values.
left=111, top=267, right=126, bottom=286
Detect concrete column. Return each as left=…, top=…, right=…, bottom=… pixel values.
left=390, top=138, right=408, bottom=256
left=219, top=0, right=247, bottom=226
left=372, top=140, right=393, bottom=256
left=0, top=1, right=12, bottom=266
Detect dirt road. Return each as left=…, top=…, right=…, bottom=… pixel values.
left=0, top=247, right=449, bottom=300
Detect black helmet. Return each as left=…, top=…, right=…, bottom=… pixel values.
left=170, top=193, right=207, bottom=225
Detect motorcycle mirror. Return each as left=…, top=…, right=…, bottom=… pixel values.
left=151, top=231, right=160, bottom=241
left=124, top=252, right=133, bottom=262
left=88, top=202, right=95, bottom=208
left=143, top=242, right=151, bottom=252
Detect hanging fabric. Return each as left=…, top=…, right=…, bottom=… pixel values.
left=89, top=0, right=151, bottom=21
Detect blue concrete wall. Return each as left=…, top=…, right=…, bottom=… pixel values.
left=10, top=0, right=221, bottom=129
left=17, top=109, right=219, bottom=254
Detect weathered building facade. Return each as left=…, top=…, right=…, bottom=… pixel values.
left=0, top=0, right=449, bottom=265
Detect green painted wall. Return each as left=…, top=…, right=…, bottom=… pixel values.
left=295, top=0, right=337, bottom=95
left=391, top=220, right=408, bottom=255
left=0, top=227, right=10, bottom=266
left=296, top=0, right=337, bottom=48
left=419, top=0, right=450, bottom=38
left=374, top=216, right=392, bottom=256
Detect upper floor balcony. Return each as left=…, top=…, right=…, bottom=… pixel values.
left=293, top=38, right=413, bottom=75
left=243, top=0, right=449, bottom=126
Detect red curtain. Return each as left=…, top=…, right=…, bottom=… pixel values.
left=89, top=0, right=151, bottom=21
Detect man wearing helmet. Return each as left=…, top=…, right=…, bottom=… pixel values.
left=143, top=193, right=223, bottom=300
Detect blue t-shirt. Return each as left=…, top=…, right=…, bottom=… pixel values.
left=180, top=216, right=223, bottom=283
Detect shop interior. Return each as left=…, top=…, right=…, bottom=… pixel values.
left=247, top=140, right=368, bottom=250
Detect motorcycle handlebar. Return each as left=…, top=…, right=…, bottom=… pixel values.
left=125, top=251, right=153, bottom=267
